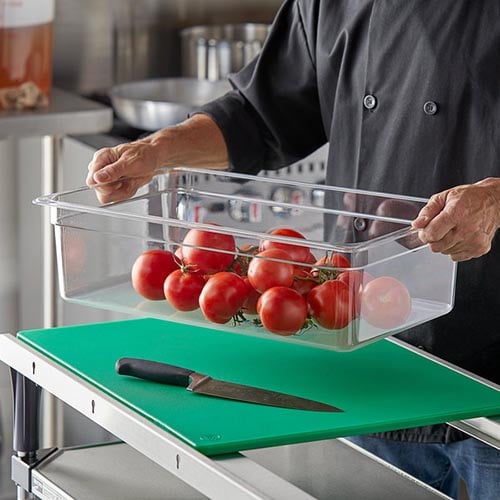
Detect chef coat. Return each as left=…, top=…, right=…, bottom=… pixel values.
left=197, top=0, right=500, bottom=442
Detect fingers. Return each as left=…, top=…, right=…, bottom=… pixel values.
left=417, top=208, right=457, bottom=244
left=93, top=176, right=153, bottom=204
left=87, top=149, right=132, bottom=186
left=87, top=148, right=119, bottom=186
left=87, top=141, right=159, bottom=188
left=411, top=192, right=447, bottom=230
left=410, top=187, right=495, bottom=262
left=92, top=157, right=127, bottom=184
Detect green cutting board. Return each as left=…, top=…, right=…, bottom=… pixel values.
left=18, top=318, right=500, bottom=456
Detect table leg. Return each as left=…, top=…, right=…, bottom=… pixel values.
left=10, top=369, right=41, bottom=500
left=40, top=135, right=64, bottom=449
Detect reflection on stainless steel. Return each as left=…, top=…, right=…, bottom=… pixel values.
left=181, top=23, right=270, bottom=80
left=52, top=0, right=281, bottom=95
left=109, top=77, right=231, bottom=130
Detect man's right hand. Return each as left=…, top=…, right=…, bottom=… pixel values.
left=86, top=139, right=162, bottom=204
left=86, top=114, right=230, bottom=204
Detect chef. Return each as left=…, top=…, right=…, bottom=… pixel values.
left=87, top=1, right=500, bottom=498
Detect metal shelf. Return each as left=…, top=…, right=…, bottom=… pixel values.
left=0, top=334, right=454, bottom=500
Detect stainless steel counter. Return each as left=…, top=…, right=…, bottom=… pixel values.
left=0, top=333, right=454, bottom=500
left=3, top=330, right=499, bottom=499
left=449, top=417, right=500, bottom=451
left=0, top=89, right=111, bottom=138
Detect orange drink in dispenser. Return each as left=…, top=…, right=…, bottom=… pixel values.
left=0, top=0, right=54, bottom=110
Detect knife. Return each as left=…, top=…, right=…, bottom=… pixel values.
left=116, top=358, right=343, bottom=412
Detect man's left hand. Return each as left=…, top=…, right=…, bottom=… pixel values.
left=412, top=178, right=500, bottom=261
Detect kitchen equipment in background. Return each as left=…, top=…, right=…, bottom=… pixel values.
left=181, top=23, right=270, bottom=81
left=109, top=77, right=231, bottom=131
left=116, top=357, right=342, bottom=412
left=51, top=1, right=282, bottom=96
left=0, top=0, right=55, bottom=110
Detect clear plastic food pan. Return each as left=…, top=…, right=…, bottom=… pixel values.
left=34, top=167, right=456, bottom=351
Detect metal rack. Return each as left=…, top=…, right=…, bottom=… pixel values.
left=0, top=333, right=461, bottom=500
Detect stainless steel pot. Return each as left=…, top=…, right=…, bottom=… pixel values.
left=180, top=23, right=270, bottom=81
left=109, top=77, right=231, bottom=131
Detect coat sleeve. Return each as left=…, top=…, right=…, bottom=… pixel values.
left=195, top=0, right=327, bottom=174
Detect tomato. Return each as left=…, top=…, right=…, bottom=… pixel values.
left=241, top=278, right=261, bottom=315
left=292, top=267, right=318, bottom=296
left=258, top=287, right=308, bottom=336
left=360, top=276, right=412, bottom=329
left=305, top=251, right=317, bottom=264
left=174, top=246, right=183, bottom=262
left=163, top=269, right=206, bottom=311
left=337, top=270, right=373, bottom=316
left=312, top=256, right=337, bottom=282
left=307, top=279, right=355, bottom=330
left=64, top=232, right=87, bottom=276
left=247, top=248, right=295, bottom=293
left=312, top=253, right=352, bottom=282
left=181, top=225, right=236, bottom=274
left=259, top=227, right=310, bottom=263
left=131, top=249, right=179, bottom=300
left=199, top=272, right=249, bottom=324
left=330, top=253, right=351, bottom=268
left=230, top=244, right=259, bottom=276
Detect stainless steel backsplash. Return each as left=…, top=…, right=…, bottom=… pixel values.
left=53, top=0, right=283, bottom=95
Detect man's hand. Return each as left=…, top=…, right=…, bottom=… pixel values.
left=86, top=114, right=229, bottom=204
left=412, top=178, right=500, bottom=261
left=86, top=139, right=161, bottom=204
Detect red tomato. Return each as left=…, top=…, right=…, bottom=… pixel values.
left=312, top=253, right=352, bottom=282
left=337, top=270, right=364, bottom=290
left=174, top=246, right=183, bottom=262
left=307, top=279, right=355, bottom=329
left=199, top=272, right=249, bottom=324
left=330, top=253, right=351, bottom=268
left=258, top=287, right=308, bottom=336
left=292, top=267, right=318, bottom=296
left=241, top=278, right=261, bottom=315
left=247, top=248, right=295, bottom=293
left=181, top=225, right=236, bottom=274
left=312, top=256, right=336, bottom=282
left=259, top=227, right=310, bottom=263
left=131, top=249, right=179, bottom=300
left=305, top=251, right=317, bottom=264
left=361, top=276, right=412, bottom=329
left=64, top=232, right=87, bottom=276
left=337, top=270, right=373, bottom=316
left=163, top=269, right=206, bottom=311
left=230, top=244, right=259, bottom=276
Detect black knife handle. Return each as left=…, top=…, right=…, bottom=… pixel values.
left=116, top=358, right=194, bottom=387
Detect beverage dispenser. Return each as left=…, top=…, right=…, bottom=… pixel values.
left=0, top=0, right=54, bottom=110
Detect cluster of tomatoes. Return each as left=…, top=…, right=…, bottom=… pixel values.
left=131, top=226, right=412, bottom=336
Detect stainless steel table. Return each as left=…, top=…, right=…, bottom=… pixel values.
left=3, top=333, right=489, bottom=500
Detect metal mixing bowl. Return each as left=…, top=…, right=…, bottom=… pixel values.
left=109, top=77, right=232, bottom=131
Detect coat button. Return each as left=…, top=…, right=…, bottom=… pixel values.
left=353, top=217, right=367, bottom=231
left=363, top=94, right=377, bottom=110
left=423, top=101, right=438, bottom=115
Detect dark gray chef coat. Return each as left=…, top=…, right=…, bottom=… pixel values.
left=197, top=0, right=500, bottom=442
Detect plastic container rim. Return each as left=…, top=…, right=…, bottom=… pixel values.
left=33, top=167, right=429, bottom=254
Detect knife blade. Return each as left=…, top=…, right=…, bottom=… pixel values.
left=116, top=357, right=343, bottom=412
